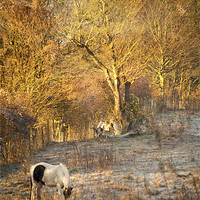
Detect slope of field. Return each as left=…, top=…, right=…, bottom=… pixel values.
left=1, top=131, right=200, bottom=199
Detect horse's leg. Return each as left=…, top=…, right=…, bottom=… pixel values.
left=37, top=182, right=43, bottom=200
left=30, top=181, right=36, bottom=200
left=57, top=184, right=64, bottom=200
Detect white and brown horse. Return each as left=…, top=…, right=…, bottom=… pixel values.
left=30, top=162, right=73, bottom=200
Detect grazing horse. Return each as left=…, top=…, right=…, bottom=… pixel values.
left=30, top=162, right=73, bottom=200
left=91, top=120, right=122, bottom=137
left=96, top=121, right=114, bottom=137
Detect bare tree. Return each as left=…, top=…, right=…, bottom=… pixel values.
left=0, top=0, right=70, bottom=119
left=57, top=0, right=146, bottom=126
left=143, top=0, right=200, bottom=109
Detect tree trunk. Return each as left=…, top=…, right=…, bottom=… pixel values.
left=159, top=73, right=164, bottom=112
left=113, top=72, right=123, bottom=127
left=72, top=39, right=123, bottom=127
left=113, top=88, right=122, bottom=125
left=125, top=81, right=131, bottom=103
left=124, top=81, right=133, bottom=131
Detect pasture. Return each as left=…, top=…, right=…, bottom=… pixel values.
left=1, top=111, right=200, bottom=199
left=1, top=133, right=200, bottom=199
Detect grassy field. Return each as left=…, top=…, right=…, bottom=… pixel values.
left=1, top=132, right=200, bottom=199
left=1, top=111, right=200, bottom=199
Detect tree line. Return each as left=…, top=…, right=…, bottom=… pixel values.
left=0, top=0, right=199, bottom=134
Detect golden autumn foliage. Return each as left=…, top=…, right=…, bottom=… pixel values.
left=0, top=0, right=199, bottom=131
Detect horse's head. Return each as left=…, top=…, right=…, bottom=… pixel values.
left=64, top=186, right=73, bottom=199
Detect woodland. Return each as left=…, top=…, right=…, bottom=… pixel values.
left=0, top=0, right=200, bottom=139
